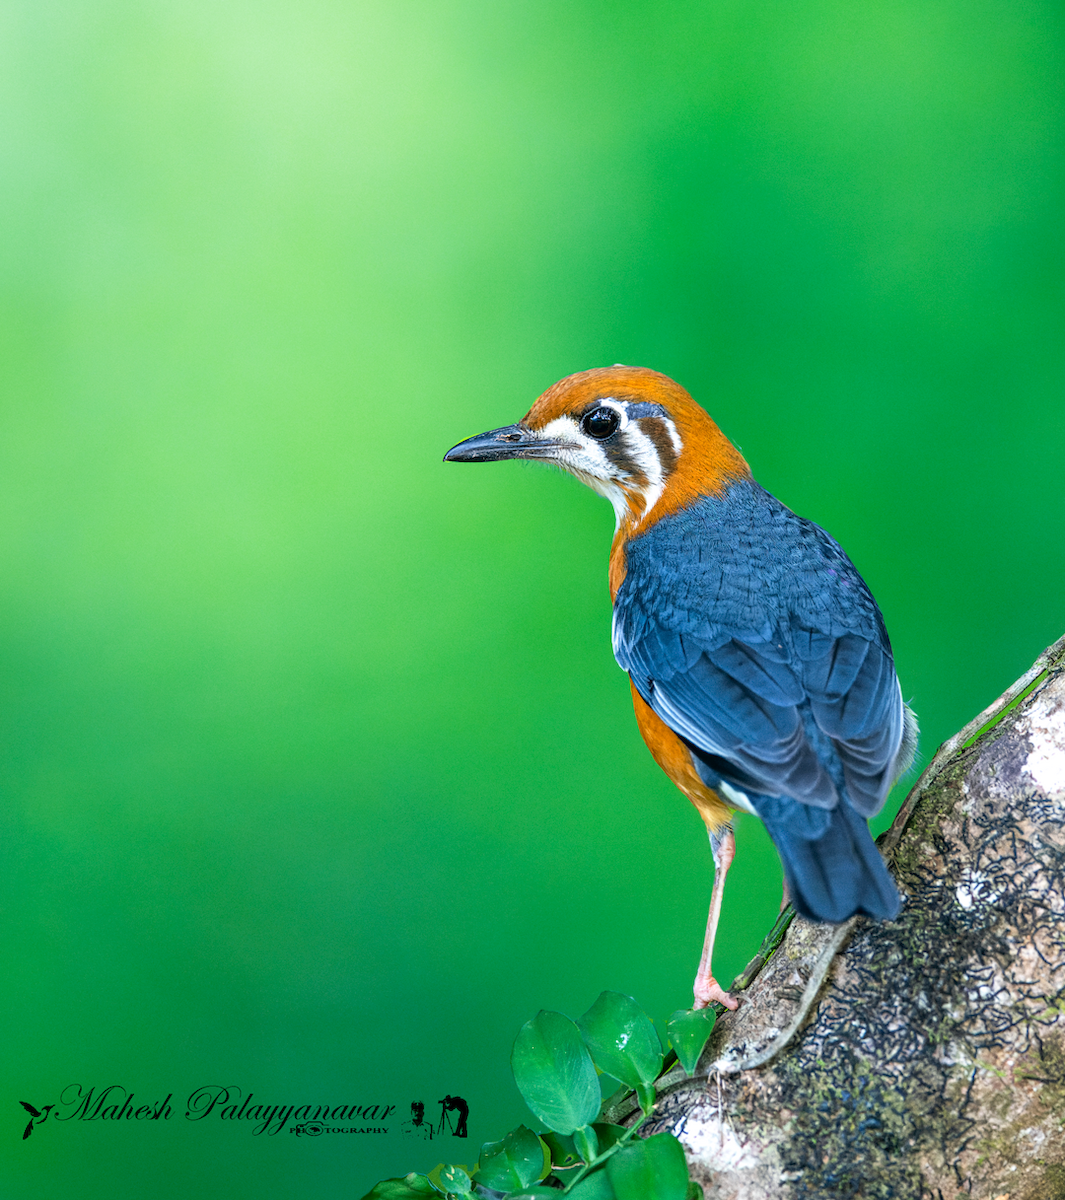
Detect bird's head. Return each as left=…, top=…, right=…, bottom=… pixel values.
left=444, top=366, right=750, bottom=533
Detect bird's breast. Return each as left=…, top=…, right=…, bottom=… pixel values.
left=608, top=535, right=628, bottom=602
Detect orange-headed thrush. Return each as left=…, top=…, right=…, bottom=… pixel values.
left=444, top=366, right=917, bottom=1009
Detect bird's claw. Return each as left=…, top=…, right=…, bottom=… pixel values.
left=693, top=976, right=739, bottom=1011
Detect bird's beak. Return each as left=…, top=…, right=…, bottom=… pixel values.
left=443, top=424, right=564, bottom=463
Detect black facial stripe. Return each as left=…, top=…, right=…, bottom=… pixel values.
left=638, top=418, right=679, bottom=477
left=604, top=439, right=649, bottom=486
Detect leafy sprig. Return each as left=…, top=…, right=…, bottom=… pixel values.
left=361, top=992, right=717, bottom=1200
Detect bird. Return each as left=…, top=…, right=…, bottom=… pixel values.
left=444, top=366, right=917, bottom=1010
left=20, top=1100, right=53, bottom=1139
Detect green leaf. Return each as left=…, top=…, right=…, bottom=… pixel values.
left=567, top=1167, right=618, bottom=1200
left=358, top=1173, right=440, bottom=1200
left=512, top=1010, right=601, bottom=1134
left=667, top=1009, right=716, bottom=1076
left=591, top=1122, right=627, bottom=1153
left=608, top=1134, right=690, bottom=1200
left=573, top=1123, right=599, bottom=1164
left=472, top=1124, right=547, bottom=1192
left=436, top=1165, right=472, bottom=1197
left=541, top=1130, right=579, bottom=1169
left=508, top=1189, right=565, bottom=1200
left=686, top=1181, right=705, bottom=1200
left=546, top=1122, right=623, bottom=1169
left=577, top=992, right=663, bottom=1088
left=634, top=1082, right=656, bottom=1116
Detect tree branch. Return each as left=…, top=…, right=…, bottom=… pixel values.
left=640, top=633, right=1065, bottom=1198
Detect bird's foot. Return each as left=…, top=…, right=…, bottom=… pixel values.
left=693, top=975, right=738, bottom=1011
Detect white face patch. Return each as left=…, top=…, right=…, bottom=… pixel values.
left=530, top=402, right=684, bottom=530
left=534, top=412, right=631, bottom=526
left=622, top=422, right=668, bottom=521
left=658, top=416, right=682, bottom=456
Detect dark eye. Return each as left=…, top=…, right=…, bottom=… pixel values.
left=581, top=407, right=620, bottom=440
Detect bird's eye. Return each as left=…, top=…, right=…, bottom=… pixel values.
left=581, top=407, right=620, bottom=440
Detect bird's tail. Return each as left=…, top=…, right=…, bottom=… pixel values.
left=752, top=795, right=900, bottom=923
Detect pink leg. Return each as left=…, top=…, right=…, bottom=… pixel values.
left=693, top=825, right=739, bottom=1011
left=779, top=876, right=791, bottom=916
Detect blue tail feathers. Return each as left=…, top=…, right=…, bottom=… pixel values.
left=752, top=794, right=900, bottom=923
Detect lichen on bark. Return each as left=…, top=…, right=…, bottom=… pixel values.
left=646, top=634, right=1065, bottom=1199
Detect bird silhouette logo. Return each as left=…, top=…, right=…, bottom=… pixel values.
left=19, top=1100, right=53, bottom=1140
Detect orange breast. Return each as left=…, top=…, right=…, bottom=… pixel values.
left=609, top=536, right=627, bottom=601
left=629, top=681, right=732, bottom=832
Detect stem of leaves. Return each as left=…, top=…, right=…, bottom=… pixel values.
left=360, top=991, right=715, bottom=1200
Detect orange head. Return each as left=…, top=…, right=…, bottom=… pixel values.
left=444, top=366, right=750, bottom=535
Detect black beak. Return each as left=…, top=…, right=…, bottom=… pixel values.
left=443, top=424, right=562, bottom=463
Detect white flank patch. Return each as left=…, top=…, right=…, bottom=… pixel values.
left=720, top=780, right=757, bottom=815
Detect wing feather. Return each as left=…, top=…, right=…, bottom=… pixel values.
left=614, top=482, right=905, bottom=818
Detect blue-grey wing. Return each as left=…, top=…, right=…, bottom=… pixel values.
left=795, top=626, right=906, bottom=815
left=613, top=484, right=905, bottom=817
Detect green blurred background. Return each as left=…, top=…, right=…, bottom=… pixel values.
left=1, top=1, right=1062, bottom=1195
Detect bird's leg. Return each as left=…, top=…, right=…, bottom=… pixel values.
left=693, top=824, right=739, bottom=1011
left=779, top=876, right=791, bottom=916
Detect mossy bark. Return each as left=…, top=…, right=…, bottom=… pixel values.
left=648, top=634, right=1065, bottom=1199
